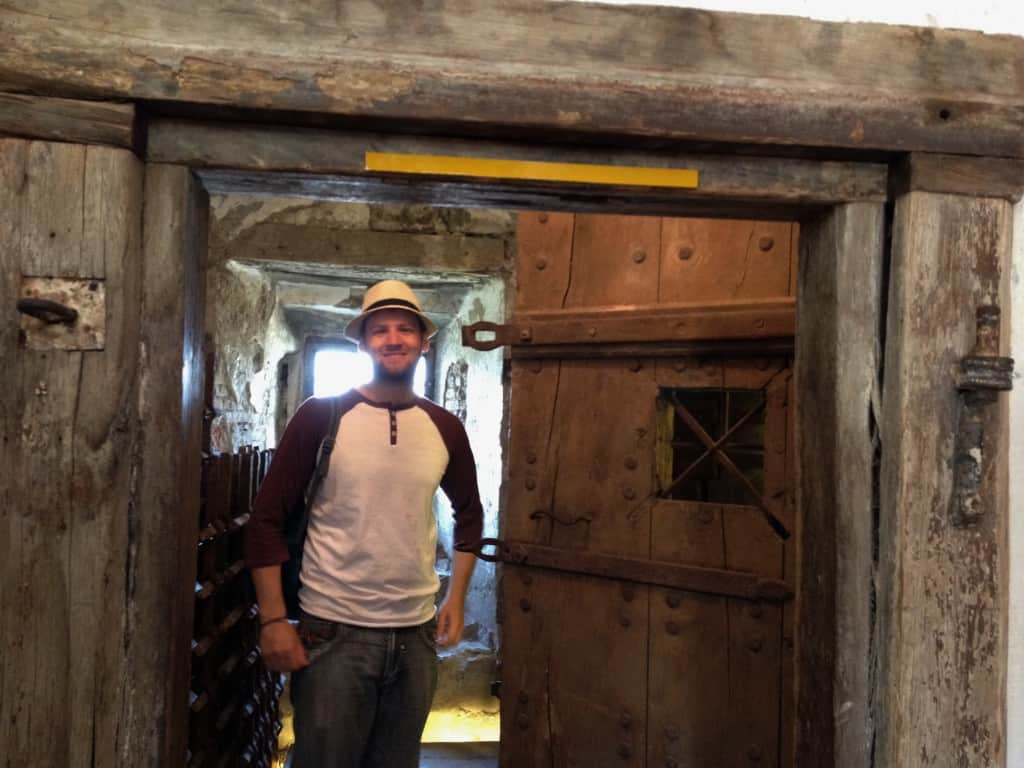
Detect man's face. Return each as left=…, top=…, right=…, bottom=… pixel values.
left=359, top=308, right=429, bottom=383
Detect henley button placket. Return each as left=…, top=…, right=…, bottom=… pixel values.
left=389, top=406, right=397, bottom=446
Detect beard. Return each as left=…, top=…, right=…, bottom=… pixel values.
left=372, top=357, right=418, bottom=385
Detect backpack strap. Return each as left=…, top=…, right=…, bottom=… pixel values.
left=292, top=396, right=342, bottom=546
left=303, top=395, right=342, bottom=509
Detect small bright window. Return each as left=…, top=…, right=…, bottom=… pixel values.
left=312, top=347, right=427, bottom=397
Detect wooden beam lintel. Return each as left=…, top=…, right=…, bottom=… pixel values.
left=3, top=0, right=1024, bottom=157
left=152, top=119, right=890, bottom=209
left=0, top=91, right=137, bottom=151
left=892, top=152, right=1024, bottom=201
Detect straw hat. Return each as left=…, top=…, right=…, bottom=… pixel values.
left=344, top=280, right=438, bottom=341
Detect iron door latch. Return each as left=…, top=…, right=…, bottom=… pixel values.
left=951, top=305, right=1013, bottom=527
left=17, top=276, right=105, bottom=351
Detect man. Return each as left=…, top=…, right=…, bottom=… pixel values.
left=244, top=279, right=483, bottom=768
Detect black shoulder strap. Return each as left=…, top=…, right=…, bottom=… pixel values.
left=303, top=395, right=342, bottom=507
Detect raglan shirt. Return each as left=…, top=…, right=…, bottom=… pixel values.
left=244, top=390, right=484, bottom=627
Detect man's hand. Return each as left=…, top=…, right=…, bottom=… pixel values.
left=436, top=597, right=465, bottom=647
left=259, top=621, right=309, bottom=672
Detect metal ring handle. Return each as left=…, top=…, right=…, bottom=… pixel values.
left=16, top=298, right=79, bottom=325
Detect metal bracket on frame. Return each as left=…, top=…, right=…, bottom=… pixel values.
left=951, top=305, right=1014, bottom=527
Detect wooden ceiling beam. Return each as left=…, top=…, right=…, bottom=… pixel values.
left=1, top=1, right=1022, bottom=156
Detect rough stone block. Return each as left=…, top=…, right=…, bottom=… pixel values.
left=369, top=204, right=444, bottom=233
left=442, top=208, right=517, bottom=236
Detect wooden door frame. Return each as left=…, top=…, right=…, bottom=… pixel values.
left=142, top=119, right=1018, bottom=768
left=2, top=16, right=1020, bottom=755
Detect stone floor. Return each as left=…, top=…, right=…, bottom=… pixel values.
left=420, top=742, right=498, bottom=767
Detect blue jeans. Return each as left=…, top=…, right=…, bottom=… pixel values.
left=289, top=613, right=438, bottom=768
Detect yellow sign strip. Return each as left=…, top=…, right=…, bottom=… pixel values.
left=365, top=152, right=699, bottom=189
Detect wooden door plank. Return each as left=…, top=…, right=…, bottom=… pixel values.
left=502, top=211, right=573, bottom=765
left=763, top=370, right=793, bottom=535
left=877, top=193, right=1010, bottom=767
left=67, top=146, right=144, bottom=768
left=566, top=214, right=661, bottom=309
left=504, top=213, right=659, bottom=767
left=649, top=359, right=793, bottom=768
left=500, top=568, right=561, bottom=767
left=505, top=211, right=574, bottom=544
left=515, top=211, right=574, bottom=312
left=21, top=141, right=87, bottom=277
left=0, top=139, right=143, bottom=768
left=723, top=358, right=788, bottom=391
left=649, top=501, right=729, bottom=768
left=779, top=373, right=799, bottom=767
left=796, top=203, right=885, bottom=768
left=724, top=508, right=785, bottom=768
left=659, top=219, right=794, bottom=303
left=547, top=360, right=658, bottom=555
left=540, top=215, right=658, bottom=766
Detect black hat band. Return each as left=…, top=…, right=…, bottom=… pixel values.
left=364, top=298, right=421, bottom=314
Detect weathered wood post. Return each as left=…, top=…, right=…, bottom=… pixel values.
left=130, top=163, right=208, bottom=765
left=877, top=162, right=1014, bottom=767
left=797, top=203, right=887, bottom=767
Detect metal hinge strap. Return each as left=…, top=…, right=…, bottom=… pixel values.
left=462, top=299, right=795, bottom=353
left=472, top=538, right=792, bottom=603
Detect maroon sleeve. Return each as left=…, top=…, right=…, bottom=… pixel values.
left=418, top=400, right=484, bottom=551
left=243, top=396, right=335, bottom=568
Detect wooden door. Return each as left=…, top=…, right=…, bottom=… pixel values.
left=1, top=136, right=207, bottom=766
left=0, top=138, right=145, bottom=766
left=498, top=213, right=799, bottom=767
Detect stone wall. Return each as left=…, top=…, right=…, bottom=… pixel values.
left=205, top=259, right=299, bottom=452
